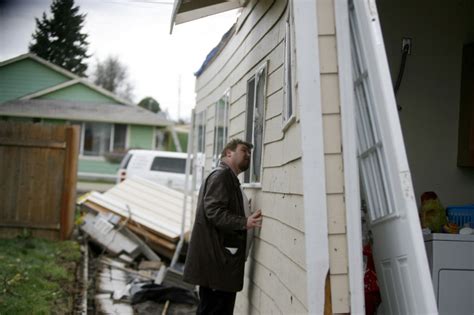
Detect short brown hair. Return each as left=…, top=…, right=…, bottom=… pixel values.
left=220, top=138, right=253, bottom=159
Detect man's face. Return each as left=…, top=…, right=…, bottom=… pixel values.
left=228, top=144, right=251, bottom=173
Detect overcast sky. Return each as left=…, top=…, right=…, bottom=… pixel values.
left=0, top=0, right=238, bottom=121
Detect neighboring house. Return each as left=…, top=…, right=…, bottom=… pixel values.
left=0, top=53, right=175, bottom=180
left=172, top=0, right=474, bottom=314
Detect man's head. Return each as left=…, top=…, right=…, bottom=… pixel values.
left=220, top=139, right=253, bottom=174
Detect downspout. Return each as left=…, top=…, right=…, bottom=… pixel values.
left=335, top=1, right=365, bottom=313
left=170, top=111, right=195, bottom=268
left=293, top=1, right=329, bottom=314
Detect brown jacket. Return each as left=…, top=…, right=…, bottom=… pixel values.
left=183, top=161, right=247, bottom=292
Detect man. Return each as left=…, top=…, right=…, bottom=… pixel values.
left=183, top=139, right=263, bottom=315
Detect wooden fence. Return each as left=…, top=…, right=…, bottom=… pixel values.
left=0, top=122, right=79, bottom=240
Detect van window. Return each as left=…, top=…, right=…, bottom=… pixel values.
left=151, top=157, right=186, bottom=174
left=120, top=153, right=133, bottom=169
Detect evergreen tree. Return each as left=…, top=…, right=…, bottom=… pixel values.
left=29, top=0, right=89, bottom=76
left=138, top=97, right=161, bottom=113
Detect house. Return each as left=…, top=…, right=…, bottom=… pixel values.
left=0, top=53, right=179, bottom=181
left=171, top=0, right=474, bottom=314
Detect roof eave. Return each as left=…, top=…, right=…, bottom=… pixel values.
left=170, top=0, right=244, bottom=34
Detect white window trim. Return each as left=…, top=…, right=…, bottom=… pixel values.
left=335, top=0, right=365, bottom=313
left=241, top=182, right=262, bottom=189
left=125, top=124, right=131, bottom=149
left=213, top=89, right=230, bottom=166
left=110, top=124, right=115, bottom=152
left=282, top=115, right=296, bottom=133
left=152, top=127, right=157, bottom=150
left=79, top=122, right=85, bottom=156
left=245, top=61, right=268, bottom=185
left=282, top=0, right=296, bottom=132
left=200, top=109, right=207, bottom=154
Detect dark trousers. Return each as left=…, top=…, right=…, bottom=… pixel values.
left=196, top=286, right=236, bottom=315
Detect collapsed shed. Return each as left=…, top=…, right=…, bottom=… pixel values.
left=79, top=177, right=192, bottom=259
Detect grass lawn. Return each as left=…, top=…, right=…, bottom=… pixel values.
left=0, top=236, right=81, bottom=314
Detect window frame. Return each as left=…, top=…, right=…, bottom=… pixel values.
left=282, top=0, right=297, bottom=132
left=349, top=3, right=397, bottom=224
left=73, top=121, right=128, bottom=158
left=194, top=109, right=207, bottom=154
left=112, top=123, right=127, bottom=151
left=212, top=89, right=230, bottom=167
left=244, top=62, right=268, bottom=185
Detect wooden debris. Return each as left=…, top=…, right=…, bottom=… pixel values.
left=139, top=260, right=162, bottom=270
left=80, top=213, right=140, bottom=258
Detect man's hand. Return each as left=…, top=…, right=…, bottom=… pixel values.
left=246, top=209, right=262, bottom=229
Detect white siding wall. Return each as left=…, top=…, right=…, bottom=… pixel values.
left=195, top=0, right=309, bottom=313
left=317, top=0, right=351, bottom=312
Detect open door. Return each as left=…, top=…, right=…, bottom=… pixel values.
left=349, top=0, right=438, bottom=314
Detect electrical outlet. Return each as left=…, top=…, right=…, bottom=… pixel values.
left=402, top=37, right=412, bottom=54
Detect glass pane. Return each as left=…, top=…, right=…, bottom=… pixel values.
left=252, top=68, right=266, bottom=183
left=350, top=3, right=394, bottom=221
left=246, top=78, right=255, bottom=144
left=244, top=77, right=256, bottom=183
left=213, top=95, right=229, bottom=166
left=113, top=124, right=127, bottom=151
left=194, top=111, right=206, bottom=153
left=151, top=157, right=186, bottom=174
left=83, top=122, right=111, bottom=156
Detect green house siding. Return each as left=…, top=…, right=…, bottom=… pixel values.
left=0, top=59, right=69, bottom=103
left=165, top=132, right=186, bottom=152
left=78, top=159, right=120, bottom=175
left=129, top=125, right=154, bottom=149
left=37, top=83, right=118, bottom=103
left=178, top=132, right=188, bottom=151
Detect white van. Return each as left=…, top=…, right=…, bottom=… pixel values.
left=117, top=150, right=201, bottom=191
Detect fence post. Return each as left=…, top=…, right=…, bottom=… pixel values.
left=60, top=125, right=79, bottom=240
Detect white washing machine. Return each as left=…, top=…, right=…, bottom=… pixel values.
left=424, top=233, right=474, bottom=315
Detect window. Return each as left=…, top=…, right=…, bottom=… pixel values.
left=79, top=122, right=128, bottom=157
left=282, top=1, right=295, bottom=128
left=213, top=91, right=229, bottom=166
left=113, top=124, right=127, bottom=151
left=151, top=157, right=186, bottom=174
left=350, top=3, right=395, bottom=222
left=83, top=122, right=112, bottom=156
left=193, top=110, right=207, bottom=184
left=195, top=110, right=207, bottom=153
left=120, top=153, right=132, bottom=169
left=245, top=64, right=267, bottom=183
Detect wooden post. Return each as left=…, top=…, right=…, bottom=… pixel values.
left=60, top=125, right=79, bottom=240
left=324, top=272, right=333, bottom=315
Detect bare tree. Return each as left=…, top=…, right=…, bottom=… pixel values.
left=92, top=55, right=134, bottom=102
